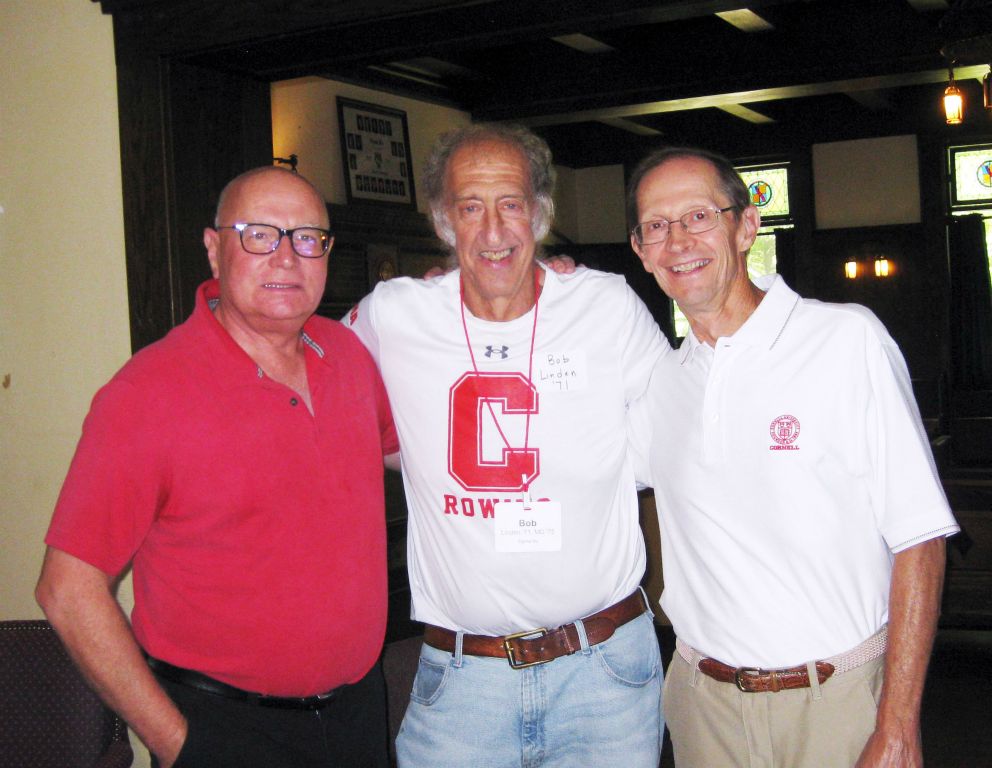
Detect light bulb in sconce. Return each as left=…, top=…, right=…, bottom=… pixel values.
left=874, top=257, right=891, bottom=278
left=945, top=64, right=964, bottom=124
left=844, top=259, right=858, bottom=279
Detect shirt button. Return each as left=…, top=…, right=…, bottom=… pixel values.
left=290, top=397, right=298, bottom=406
left=710, top=413, right=718, bottom=422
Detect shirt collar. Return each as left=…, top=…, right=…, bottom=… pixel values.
left=677, top=274, right=799, bottom=365
left=194, top=279, right=328, bottom=383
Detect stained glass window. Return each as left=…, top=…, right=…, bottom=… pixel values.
left=950, top=146, right=992, bottom=206
left=738, top=166, right=790, bottom=219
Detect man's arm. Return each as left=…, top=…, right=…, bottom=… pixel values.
left=35, top=547, right=188, bottom=768
left=855, top=536, right=946, bottom=768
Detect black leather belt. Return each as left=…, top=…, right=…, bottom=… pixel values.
left=147, top=655, right=340, bottom=710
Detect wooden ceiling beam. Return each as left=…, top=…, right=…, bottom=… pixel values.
left=510, top=65, right=988, bottom=127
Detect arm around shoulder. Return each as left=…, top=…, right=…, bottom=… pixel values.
left=36, top=547, right=188, bottom=768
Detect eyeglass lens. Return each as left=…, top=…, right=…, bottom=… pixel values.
left=636, top=208, right=723, bottom=245
left=239, top=224, right=330, bottom=257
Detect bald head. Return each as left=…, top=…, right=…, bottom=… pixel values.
left=214, top=166, right=328, bottom=230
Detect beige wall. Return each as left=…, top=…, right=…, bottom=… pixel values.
left=272, top=76, right=472, bottom=212
left=813, top=135, right=922, bottom=229
left=553, top=164, right=629, bottom=244
left=1, top=1, right=138, bottom=755
left=1, top=0, right=142, bottom=756
left=271, top=78, right=630, bottom=245
left=573, top=164, right=628, bottom=243
left=1, top=0, right=131, bottom=614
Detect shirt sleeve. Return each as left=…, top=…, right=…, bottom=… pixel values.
left=45, top=378, right=162, bottom=576
left=373, top=363, right=399, bottom=455
left=341, top=289, right=398, bottom=455
left=625, top=392, right=654, bottom=488
left=341, top=290, right=382, bottom=365
left=618, top=280, right=672, bottom=404
left=861, top=315, right=959, bottom=551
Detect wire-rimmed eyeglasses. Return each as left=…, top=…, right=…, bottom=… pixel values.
left=216, top=222, right=333, bottom=258
left=631, top=206, right=738, bottom=246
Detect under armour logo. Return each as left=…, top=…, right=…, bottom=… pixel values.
left=484, top=345, right=509, bottom=359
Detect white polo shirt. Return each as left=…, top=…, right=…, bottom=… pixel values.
left=629, top=274, right=958, bottom=668
left=347, top=265, right=670, bottom=635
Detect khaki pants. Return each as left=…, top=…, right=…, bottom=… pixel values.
left=664, top=649, right=884, bottom=767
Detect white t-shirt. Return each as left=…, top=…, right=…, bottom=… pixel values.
left=628, top=274, right=958, bottom=668
left=346, top=265, right=669, bottom=634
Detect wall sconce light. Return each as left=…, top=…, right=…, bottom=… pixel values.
left=844, top=259, right=858, bottom=279
left=273, top=153, right=299, bottom=172
left=945, top=64, right=964, bottom=124
left=873, top=257, right=891, bottom=278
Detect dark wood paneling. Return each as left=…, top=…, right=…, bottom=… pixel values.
left=167, top=60, right=274, bottom=325
left=318, top=203, right=446, bottom=318
left=943, top=478, right=992, bottom=628
left=112, top=29, right=173, bottom=352
left=810, top=224, right=946, bottom=384
left=112, top=28, right=274, bottom=350
left=951, top=417, right=992, bottom=465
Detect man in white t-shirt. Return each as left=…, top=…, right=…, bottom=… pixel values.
left=345, top=124, right=670, bottom=767
left=626, top=146, right=959, bottom=768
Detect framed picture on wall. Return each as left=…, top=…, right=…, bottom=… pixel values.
left=337, top=97, right=416, bottom=208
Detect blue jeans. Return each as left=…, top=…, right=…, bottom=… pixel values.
left=396, top=610, right=664, bottom=768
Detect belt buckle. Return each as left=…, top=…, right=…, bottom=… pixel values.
left=734, top=667, right=763, bottom=692
left=502, top=628, right=549, bottom=670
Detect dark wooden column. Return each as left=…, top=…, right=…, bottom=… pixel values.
left=106, top=9, right=274, bottom=351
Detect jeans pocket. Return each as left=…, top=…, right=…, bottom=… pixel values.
left=596, top=619, right=661, bottom=687
left=409, top=655, right=450, bottom=706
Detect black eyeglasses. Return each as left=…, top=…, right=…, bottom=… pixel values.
left=631, top=206, right=738, bottom=246
left=216, top=222, right=333, bottom=258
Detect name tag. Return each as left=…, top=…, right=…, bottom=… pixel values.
left=534, top=350, right=587, bottom=393
left=494, top=501, right=563, bottom=552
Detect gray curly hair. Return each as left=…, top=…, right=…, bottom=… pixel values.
left=423, top=123, right=556, bottom=247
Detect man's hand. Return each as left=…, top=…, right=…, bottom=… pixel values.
left=855, top=726, right=922, bottom=768
left=543, top=254, right=577, bottom=274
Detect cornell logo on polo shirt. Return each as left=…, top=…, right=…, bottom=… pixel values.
left=769, top=415, right=800, bottom=451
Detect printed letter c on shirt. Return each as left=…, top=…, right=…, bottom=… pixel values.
left=447, top=372, right=539, bottom=491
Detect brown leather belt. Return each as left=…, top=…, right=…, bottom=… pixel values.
left=423, top=591, right=647, bottom=670
left=697, top=658, right=835, bottom=693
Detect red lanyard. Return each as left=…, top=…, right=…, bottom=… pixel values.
left=459, top=267, right=540, bottom=492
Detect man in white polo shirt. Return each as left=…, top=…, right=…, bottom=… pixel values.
left=626, top=146, right=959, bottom=767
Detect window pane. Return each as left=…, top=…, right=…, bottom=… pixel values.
left=951, top=148, right=992, bottom=205
left=738, top=166, right=790, bottom=218
left=747, top=232, right=777, bottom=279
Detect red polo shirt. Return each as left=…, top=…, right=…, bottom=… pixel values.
left=46, top=280, right=398, bottom=696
